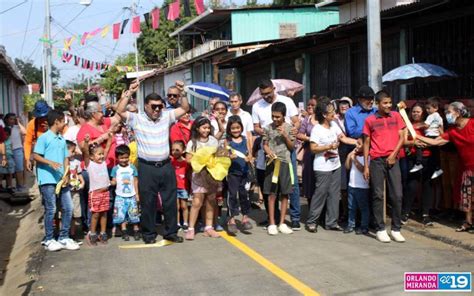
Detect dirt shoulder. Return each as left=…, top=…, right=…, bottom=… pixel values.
left=0, top=174, right=44, bottom=296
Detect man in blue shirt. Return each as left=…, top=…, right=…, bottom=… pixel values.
left=34, top=109, right=79, bottom=252
left=345, top=86, right=377, bottom=140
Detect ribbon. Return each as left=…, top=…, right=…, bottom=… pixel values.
left=190, top=146, right=231, bottom=181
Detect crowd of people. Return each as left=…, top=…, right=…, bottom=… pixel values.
left=20, top=78, right=473, bottom=252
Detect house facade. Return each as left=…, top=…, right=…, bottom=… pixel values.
left=0, top=46, right=27, bottom=117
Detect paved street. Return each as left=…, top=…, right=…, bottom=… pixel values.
left=32, top=208, right=474, bottom=296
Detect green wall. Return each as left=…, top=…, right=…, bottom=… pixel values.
left=231, top=7, right=339, bottom=44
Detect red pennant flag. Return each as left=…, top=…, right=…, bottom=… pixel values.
left=151, top=8, right=160, bottom=29
left=194, top=0, right=205, bottom=15
left=131, top=16, right=141, bottom=33
left=167, top=0, right=180, bottom=21
left=113, top=23, right=120, bottom=40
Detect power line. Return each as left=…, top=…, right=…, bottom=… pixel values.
left=0, top=0, right=28, bottom=15
left=20, top=0, right=34, bottom=57
left=52, top=5, right=89, bottom=39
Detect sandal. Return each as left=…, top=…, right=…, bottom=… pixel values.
left=455, top=222, right=472, bottom=232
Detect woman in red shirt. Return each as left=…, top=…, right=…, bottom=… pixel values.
left=402, top=103, right=435, bottom=226
left=418, top=102, right=474, bottom=232
left=170, top=110, right=193, bottom=145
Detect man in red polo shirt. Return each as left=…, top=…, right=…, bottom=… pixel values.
left=363, top=90, right=406, bottom=243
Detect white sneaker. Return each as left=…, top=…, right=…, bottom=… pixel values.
left=376, top=230, right=391, bottom=243
left=44, top=239, right=62, bottom=252
left=410, top=164, right=423, bottom=173
left=278, top=223, right=293, bottom=234
left=431, top=169, right=443, bottom=179
left=390, top=230, right=406, bottom=242
left=59, top=238, right=80, bottom=250
left=267, top=224, right=278, bottom=235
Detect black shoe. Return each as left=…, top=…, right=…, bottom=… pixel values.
left=325, top=225, right=343, bottom=231
left=355, top=228, right=363, bottom=235
left=99, top=233, right=108, bottom=244
left=144, top=238, right=157, bottom=244
left=122, top=233, right=130, bottom=241
left=182, top=224, right=189, bottom=231
left=164, top=235, right=184, bottom=243
left=306, top=224, right=317, bottom=233
left=401, top=214, right=409, bottom=225
left=343, top=227, right=354, bottom=234
left=133, top=230, right=141, bottom=241
left=291, top=221, right=301, bottom=231
left=422, top=216, right=434, bottom=226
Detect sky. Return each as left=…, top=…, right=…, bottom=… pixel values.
left=0, top=0, right=270, bottom=86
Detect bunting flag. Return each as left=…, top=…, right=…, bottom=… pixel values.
left=113, top=23, right=120, bottom=40
left=195, top=0, right=205, bottom=15
left=151, top=8, right=160, bottom=29
left=80, top=32, right=89, bottom=45
left=183, top=0, right=191, bottom=17
left=74, top=55, right=80, bottom=66
left=120, top=19, right=129, bottom=34
left=63, top=36, right=75, bottom=51
left=168, top=0, right=180, bottom=21
left=163, top=6, right=169, bottom=21
left=101, top=25, right=110, bottom=37
left=143, top=12, right=150, bottom=27
left=131, top=16, right=141, bottom=33
left=89, top=27, right=102, bottom=37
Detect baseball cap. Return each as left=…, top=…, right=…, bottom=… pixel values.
left=339, top=96, right=353, bottom=107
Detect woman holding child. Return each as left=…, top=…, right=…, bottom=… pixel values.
left=417, top=102, right=474, bottom=233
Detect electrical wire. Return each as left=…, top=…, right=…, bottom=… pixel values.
left=20, top=0, right=34, bottom=57
left=52, top=5, right=89, bottom=39
left=0, top=0, right=28, bottom=15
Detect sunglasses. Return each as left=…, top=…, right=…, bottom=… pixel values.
left=150, top=104, right=164, bottom=111
left=167, top=94, right=179, bottom=98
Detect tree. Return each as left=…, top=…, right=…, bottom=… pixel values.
left=137, top=2, right=197, bottom=65
left=100, top=53, right=144, bottom=96
left=14, top=58, right=60, bottom=85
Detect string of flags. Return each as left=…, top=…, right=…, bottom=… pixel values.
left=40, top=0, right=206, bottom=52
left=54, top=48, right=135, bottom=72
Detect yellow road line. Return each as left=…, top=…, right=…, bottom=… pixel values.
left=220, top=232, right=320, bottom=296
left=118, top=239, right=173, bottom=249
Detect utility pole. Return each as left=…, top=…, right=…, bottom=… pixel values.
left=129, top=0, right=142, bottom=111
left=367, top=0, right=382, bottom=92
left=44, top=0, right=54, bottom=108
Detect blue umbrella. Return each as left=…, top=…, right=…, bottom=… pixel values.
left=382, top=63, right=457, bottom=84
left=184, top=82, right=231, bottom=102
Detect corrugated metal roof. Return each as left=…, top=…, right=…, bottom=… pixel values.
left=0, top=46, right=27, bottom=85
left=219, top=0, right=455, bottom=68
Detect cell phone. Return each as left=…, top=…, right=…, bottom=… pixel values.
left=298, top=102, right=304, bottom=111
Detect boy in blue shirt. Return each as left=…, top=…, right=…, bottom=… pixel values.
left=33, top=109, right=80, bottom=252
left=111, top=145, right=141, bottom=241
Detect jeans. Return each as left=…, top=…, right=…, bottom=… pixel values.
left=403, top=156, right=435, bottom=216
left=40, top=184, right=73, bottom=241
left=289, top=150, right=301, bottom=222
left=347, top=186, right=370, bottom=229
left=370, top=158, right=403, bottom=231
left=226, top=173, right=251, bottom=217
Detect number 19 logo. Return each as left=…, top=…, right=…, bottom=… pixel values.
left=438, top=273, right=472, bottom=292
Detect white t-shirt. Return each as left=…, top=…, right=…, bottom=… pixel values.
left=226, top=108, right=254, bottom=135
left=10, top=125, right=23, bottom=150
left=310, top=122, right=342, bottom=172
left=424, top=112, right=443, bottom=137
left=348, top=155, right=369, bottom=189
left=211, top=119, right=227, bottom=137
left=111, top=164, right=138, bottom=197
left=87, top=161, right=110, bottom=192
left=252, top=94, right=299, bottom=129
left=185, top=136, right=219, bottom=154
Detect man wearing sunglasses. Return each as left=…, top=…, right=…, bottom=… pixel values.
left=116, top=81, right=190, bottom=244
left=166, top=86, right=181, bottom=110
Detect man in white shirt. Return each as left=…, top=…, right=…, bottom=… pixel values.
left=226, top=93, right=254, bottom=143
left=251, top=79, right=301, bottom=230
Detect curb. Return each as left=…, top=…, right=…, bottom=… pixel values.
left=403, top=224, right=474, bottom=252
